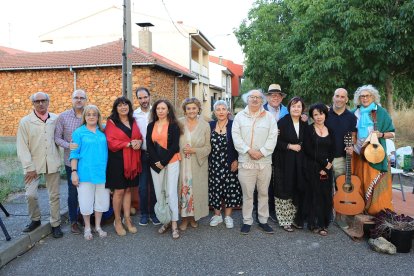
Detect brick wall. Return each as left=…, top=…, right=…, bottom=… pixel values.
left=0, top=66, right=190, bottom=136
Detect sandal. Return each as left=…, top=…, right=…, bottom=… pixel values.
left=123, top=216, right=138, bottom=234
left=158, top=223, right=171, bottom=234
left=96, top=227, right=107, bottom=238
left=172, top=228, right=180, bottom=239
left=292, top=223, right=303, bottom=229
left=282, top=225, right=294, bottom=232
left=319, top=229, right=328, bottom=236
left=84, top=228, right=93, bottom=240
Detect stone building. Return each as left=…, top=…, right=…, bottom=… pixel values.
left=0, top=40, right=194, bottom=136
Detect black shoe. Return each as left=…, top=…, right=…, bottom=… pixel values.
left=22, top=220, right=41, bottom=232
left=52, top=226, right=63, bottom=238
left=240, top=224, right=251, bottom=235
left=259, top=223, right=274, bottom=234
left=269, top=212, right=278, bottom=223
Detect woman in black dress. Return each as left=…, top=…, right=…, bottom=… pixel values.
left=208, top=100, right=241, bottom=229
left=304, top=103, right=334, bottom=236
left=105, top=97, right=142, bottom=236
left=273, top=97, right=307, bottom=232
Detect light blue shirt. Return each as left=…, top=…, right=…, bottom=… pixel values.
left=69, top=125, right=108, bottom=184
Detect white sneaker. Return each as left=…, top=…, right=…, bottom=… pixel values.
left=209, top=215, right=223, bottom=226
left=224, top=216, right=234, bottom=229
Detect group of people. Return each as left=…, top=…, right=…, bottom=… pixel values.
left=16, top=82, right=395, bottom=240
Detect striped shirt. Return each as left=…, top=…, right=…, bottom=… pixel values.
left=54, top=109, right=82, bottom=166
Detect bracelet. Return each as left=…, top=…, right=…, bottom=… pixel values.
left=287, top=143, right=290, bottom=150
left=382, top=132, right=385, bottom=138
left=71, top=169, right=77, bottom=172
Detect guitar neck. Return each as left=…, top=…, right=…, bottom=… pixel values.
left=345, top=152, right=351, bottom=184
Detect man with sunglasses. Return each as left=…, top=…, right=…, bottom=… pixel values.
left=54, top=89, right=88, bottom=235
left=17, top=92, right=63, bottom=238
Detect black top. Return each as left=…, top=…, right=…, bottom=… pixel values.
left=273, top=115, right=306, bottom=200
left=303, top=124, right=335, bottom=172
left=146, top=122, right=180, bottom=173
left=208, top=120, right=238, bottom=170
left=325, top=108, right=357, bottom=158
left=106, top=121, right=137, bottom=190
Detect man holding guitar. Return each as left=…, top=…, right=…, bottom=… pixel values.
left=325, top=88, right=357, bottom=229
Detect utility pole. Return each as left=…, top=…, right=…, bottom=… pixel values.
left=122, top=0, right=133, bottom=100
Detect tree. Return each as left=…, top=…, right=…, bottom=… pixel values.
left=235, top=0, right=414, bottom=111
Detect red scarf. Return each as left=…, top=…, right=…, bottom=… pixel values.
left=105, top=119, right=142, bottom=179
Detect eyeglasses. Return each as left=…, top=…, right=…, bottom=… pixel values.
left=73, top=97, right=86, bottom=101
left=85, top=113, right=98, bottom=117
left=249, top=96, right=262, bottom=100
left=359, top=94, right=371, bottom=99
left=33, top=99, right=48, bottom=105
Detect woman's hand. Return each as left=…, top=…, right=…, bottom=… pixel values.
left=155, top=161, right=164, bottom=170
left=183, top=144, right=195, bottom=155
left=326, top=162, right=332, bottom=170
left=230, top=160, right=238, bottom=172
left=288, top=144, right=301, bottom=152
left=71, top=171, right=79, bottom=187
left=69, top=143, right=78, bottom=150
left=130, top=140, right=142, bottom=150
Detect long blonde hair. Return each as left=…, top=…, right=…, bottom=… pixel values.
left=81, top=105, right=104, bottom=132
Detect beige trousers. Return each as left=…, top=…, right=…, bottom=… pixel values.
left=238, top=164, right=272, bottom=225
left=25, top=172, right=61, bottom=227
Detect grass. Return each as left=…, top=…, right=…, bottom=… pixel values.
left=392, top=103, right=414, bottom=149
left=0, top=142, right=16, bottom=158
left=0, top=170, right=24, bottom=202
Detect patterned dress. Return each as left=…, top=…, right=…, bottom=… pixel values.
left=208, top=131, right=242, bottom=210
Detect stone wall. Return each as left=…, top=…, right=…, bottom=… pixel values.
left=0, top=66, right=190, bottom=136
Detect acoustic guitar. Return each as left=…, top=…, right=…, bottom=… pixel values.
left=333, top=132, right=365, bottom=215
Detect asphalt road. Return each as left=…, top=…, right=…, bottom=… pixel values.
left=1, top=211, right=413, bottom=275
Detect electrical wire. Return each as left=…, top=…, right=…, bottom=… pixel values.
left=161, top=0, right=190, bottom=38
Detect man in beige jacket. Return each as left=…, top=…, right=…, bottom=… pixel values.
left=17, top=92, right=63, bottom=238
left=232, top=89, right=278, bottom=235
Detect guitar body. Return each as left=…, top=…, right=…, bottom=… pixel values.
left=333, top=132, right=365, bottom=215
left=334, top=174, right=364, bottom=215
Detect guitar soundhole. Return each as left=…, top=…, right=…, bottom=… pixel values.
left=343, top=184, right=353, bottom=193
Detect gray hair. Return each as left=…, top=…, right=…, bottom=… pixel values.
left=353, top=84, right=381, bottom=106
left=30, top=92, right=50, bottom=102
left=72, top=89, right=87, bottom=99
left=242, top=89, right=266, bottom=104
left=213, top=100, right=229, bottom=111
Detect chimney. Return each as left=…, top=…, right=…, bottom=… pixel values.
left=136, top=22, right=154, bottom=53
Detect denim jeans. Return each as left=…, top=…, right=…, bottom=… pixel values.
left=139, top=151, right=156, bottom=217
left=65, top=165, right=79, bottom=223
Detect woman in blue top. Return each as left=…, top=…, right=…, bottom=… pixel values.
left=70, top=105, right=109, bottom=240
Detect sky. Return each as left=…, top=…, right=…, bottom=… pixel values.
left=0, top=0, right=255, bottom=64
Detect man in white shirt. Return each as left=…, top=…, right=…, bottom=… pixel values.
left=133, top=87, right=160, bottom=226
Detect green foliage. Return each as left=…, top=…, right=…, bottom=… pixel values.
left=0, top=143, right=17, bottom=158
left=0, top=169, right=24, bottom=202
left=235, top=0, right=414, bottom=106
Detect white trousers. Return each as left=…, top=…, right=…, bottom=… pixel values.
left=150, top=161, right=180, bottom=222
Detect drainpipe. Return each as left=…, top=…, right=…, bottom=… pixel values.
left=70, top=66, right=76, bottom=91
left=174, top=73, right=184, bottom=109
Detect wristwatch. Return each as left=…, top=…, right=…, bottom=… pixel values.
left=71, top=169, right=77, bottom=172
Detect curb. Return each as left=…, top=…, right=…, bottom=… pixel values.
left=0, top=209, right=68, bottom=268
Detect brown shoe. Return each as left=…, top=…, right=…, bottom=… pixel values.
left=179, top=217, right=188, bottom=231
left=71, top=223, right=82, bottom=235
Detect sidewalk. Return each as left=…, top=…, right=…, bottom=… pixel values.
left=0, top=176, right=413, bottom=268
left=0, top=180, right=68, bottom=267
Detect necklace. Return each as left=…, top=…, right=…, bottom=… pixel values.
left=217, top=119, right=228, bottom=133
left=314, top=124, right=325, bottom=135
